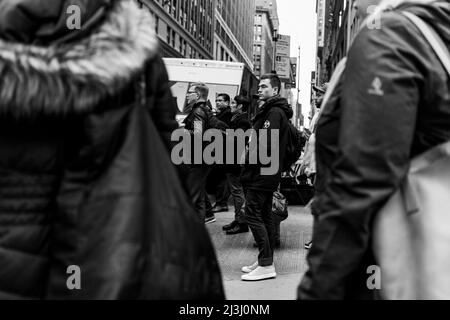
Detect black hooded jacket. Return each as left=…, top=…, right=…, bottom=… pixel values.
left=241, top=96, right=294, bottom=192
left=217, top=107, right=233, bottom=127
left=0, top=0, right=224, bottom=300
left=298, top=1, right=450, bottom=300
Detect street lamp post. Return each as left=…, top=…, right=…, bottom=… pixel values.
left=297, top=45, right=301, bottom=105
left=272, top=29, right=278, bottom=74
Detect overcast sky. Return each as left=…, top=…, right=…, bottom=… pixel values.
left=277, top=0, right=318, bottom=126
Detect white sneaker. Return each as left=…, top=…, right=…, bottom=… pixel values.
left=241, top=261, right=259, bottom=273
left=241, top=265, right=276, bottom=281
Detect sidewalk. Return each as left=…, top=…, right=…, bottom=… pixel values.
left=206, top=206, right=313, bottom=300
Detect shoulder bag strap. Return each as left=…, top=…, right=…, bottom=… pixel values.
left=402, top=11, right=450, bottom=75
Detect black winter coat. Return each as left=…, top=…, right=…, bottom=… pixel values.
left=0, top=0, right=224, bottom=300
left=241, top=97, right=293, bottom=192
left=217, top=108, right=233, bottom=127
left=298, top=1, right=450, bottom=300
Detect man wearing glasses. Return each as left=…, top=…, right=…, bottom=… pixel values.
left=183, top=83, right=214, bottom=222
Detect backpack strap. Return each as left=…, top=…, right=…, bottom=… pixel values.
left=401, top=11, right=450, bottom=76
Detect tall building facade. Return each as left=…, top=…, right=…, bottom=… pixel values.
left=315, top=0, right=361, bottom=86
left=140, top=0, right=215, bottom=59
left=214, top=0, right=255, bottom=69
left=253, top=0, right=279, bottom=77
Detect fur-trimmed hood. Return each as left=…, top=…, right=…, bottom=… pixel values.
left=0, top=0, right=158, bottom=117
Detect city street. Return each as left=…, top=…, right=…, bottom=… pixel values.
left=206, top=206, right=313, bottom=300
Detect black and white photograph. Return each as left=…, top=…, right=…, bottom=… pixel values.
left=0, top=0, right=449, bottom=312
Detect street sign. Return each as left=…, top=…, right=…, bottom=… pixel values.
left=276, top=34, right=291, bottom=80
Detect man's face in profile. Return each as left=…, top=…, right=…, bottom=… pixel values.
left=186, top=86, right=199, bottom=105
left=258, top=79, right=278, bottom=102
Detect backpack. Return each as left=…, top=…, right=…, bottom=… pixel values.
left=283, top=121, right=303, bottom=172
left=47, top=75, right=225, bottom=300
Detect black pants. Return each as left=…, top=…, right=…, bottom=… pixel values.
left=215, top=175, right=230, bottom=207
left=228, top=173, right=245, bottom=224
left=207, top=168, right=230, bottom=207
left=244, top=189, right=275, bottom=267
left=205, top=193, right=213, bottom=218
left=186, top=166, right=211, bottom=221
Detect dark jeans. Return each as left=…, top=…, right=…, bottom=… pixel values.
left=216, top=174, right=230, bottom=207
left=186, top=166, right=211, bottom=221
left=244, top=189, right=275, bottom=267
left=227, top=173, right=245, bottom=225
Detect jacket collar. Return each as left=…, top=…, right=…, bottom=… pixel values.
left=253, top=95, right=285, bottom=121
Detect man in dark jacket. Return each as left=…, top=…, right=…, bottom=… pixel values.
left=0, top=0, right=224, bottom=300
left=240, top=74, right=293, bottom=281
left=223, top=95, right=252, bottom=235
left=206, top=93, right=233, bottom=216
left=298, top=0, right=450, bottom=300
left=183, top=83, right=215, bottom=222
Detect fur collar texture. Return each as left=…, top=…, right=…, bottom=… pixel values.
left=0, top=0, right=158, bottom=117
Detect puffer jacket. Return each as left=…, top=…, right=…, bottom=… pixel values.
left=298, top=0, right=450, bottom=300
left=0, top=0, right=224, bottom=300
left=241, top=96, right=294, bottom=192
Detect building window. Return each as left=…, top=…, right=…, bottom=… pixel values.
left=167, top=26, right=171, bottom=44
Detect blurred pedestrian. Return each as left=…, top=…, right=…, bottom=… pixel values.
left=298, top=0, right=450, bottom=299
left=0, top=0, right=224, bottom=300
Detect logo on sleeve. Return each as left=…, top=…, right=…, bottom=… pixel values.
left=263, top=120, right=271, bottom=129
left=368, top=77, right=385, bottom=96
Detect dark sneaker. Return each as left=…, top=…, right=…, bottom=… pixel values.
left=222, top=220, right=238, bottom=231
left=226, top=224, right=249, bottom=235
left=304, top=241, right=313, bottom=250
left=205, top=215, right=216, bottom=224
left=211, top=205, right=229, bottom=213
